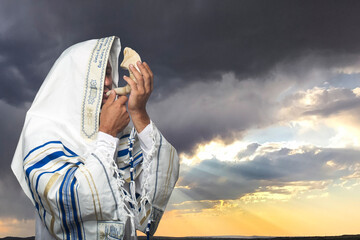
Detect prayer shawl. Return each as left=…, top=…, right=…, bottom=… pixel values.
left=11, top=36, right=179, bottom=239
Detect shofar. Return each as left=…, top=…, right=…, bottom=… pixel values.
left=107, top=47, right=142, bottom=96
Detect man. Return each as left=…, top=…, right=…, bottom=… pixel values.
left=11, top=36, right=179, bottom=240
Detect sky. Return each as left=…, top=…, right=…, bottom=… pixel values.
left=1, top=0, right=360, bottom=237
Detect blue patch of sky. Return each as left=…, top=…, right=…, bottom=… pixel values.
left=326, top=73, right=360, bottom=89
left=244, top=125, right=296, bottom=144
left=244, top=123, right=336, bottom=147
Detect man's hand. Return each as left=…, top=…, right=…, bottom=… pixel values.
left=123, top=61, right=153, bottom=133
left=99, top=90, right=130, bottom=137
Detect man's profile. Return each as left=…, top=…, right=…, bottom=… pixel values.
left=11, top=36, right=179, bottom=240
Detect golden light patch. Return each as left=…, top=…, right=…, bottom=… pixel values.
left=352, top=87, right=360, bottom=97
left=326, top=160, right=336, bottom=167
left=306, top=192, right=329, bottom=199
left=180, top=139, right=249, bottom=165
left=175, top=185, right=191, bottom=189
left=152, top=184, right=360, bottom=237
left=0, top=218, right=35, bottom=238
left=288, top=148, right=305, bottom=155
left=241, top=191, right=292, bottom=203
left=240, top=181, right=331, bottom=204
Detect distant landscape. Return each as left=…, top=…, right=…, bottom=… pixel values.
left=1, top=234, right=360, bottom=240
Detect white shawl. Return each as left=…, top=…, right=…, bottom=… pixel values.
left=11, top=36, right=179, bottom=239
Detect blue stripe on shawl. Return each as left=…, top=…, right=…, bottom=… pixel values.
left=117, top=149, right=129, bottom=157
left=35, top=162, right=71, bottom=220
left=23, top=141, right=85, bottom=238
left=65, top=164, right=84, bottom=239
left=134, top=152, right=143, bottom=161
left=71, top=176, right=82, bottom=239
left=120, top=134, right=130, bottom=139
left=24, top=141, right=77, bottom=161
left=120, top=153, right=143, bottom=170
left=54, top=158, right=82, bottom=239
left=24, top=151, right=76, bottom=216
left=25, top=151, right=76, bottom=177
left=65, top=169, right=77, bottom=237
left=59, top=167, right=74, bottom=239
left=34, top=160, right=83, bottom=236
left=35, top=162, right=70, bottom=192
left=24, top=146, right=77, bottom=218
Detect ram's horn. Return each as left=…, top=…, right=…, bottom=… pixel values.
left=107, top=47, right=142, bottom=96
left=112, top=85, right=132, bottom=95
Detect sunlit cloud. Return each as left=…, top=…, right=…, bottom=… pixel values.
left=240, top=180, right=331, bottom=204
left=180, top=139, right=250, bottom=165
left=176, top=138, right=360, bottom=206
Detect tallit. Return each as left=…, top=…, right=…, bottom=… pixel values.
left=11, top=36, right=179, bottom=239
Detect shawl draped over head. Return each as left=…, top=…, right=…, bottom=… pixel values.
left=11, top=36, right=179, bottom=240
left=13, top=36, right=120, bottom=199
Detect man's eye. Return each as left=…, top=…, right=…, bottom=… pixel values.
left=106, top=71, right=111, bottom=76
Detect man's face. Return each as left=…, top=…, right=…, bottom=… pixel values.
left=102, top=62, right=113, bottom=106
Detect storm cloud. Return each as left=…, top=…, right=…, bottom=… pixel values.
left=2, top=0, right=360, bottom=106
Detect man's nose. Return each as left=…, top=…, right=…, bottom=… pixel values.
left=104, top=76, right=112, bottom=87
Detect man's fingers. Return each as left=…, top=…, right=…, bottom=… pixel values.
left=129, top=64, right=144, bottom=92
left=143, top=62, right=153, bottom=79
left=104, top=90, right=116, bottom=106
left=137, top=61, right=151, bottom=92
left=116, top=95, right=128, bottom=105
left=143, top=62, right=154, bottom=91
left=136, top=61, right=150, bottom=80
left=123, top=75, right=138, bottom=91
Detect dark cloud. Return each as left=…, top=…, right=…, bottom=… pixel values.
left=0, top=100, right=34, bottom=219
left=0, top=175, right=34, bottom=220
left=0, top=100, right=26, bottom=176
left=2, top=0, right=360, bottom=105
left=176, top=144, right=360, bottom=201
left=147, top=73, right=286, bottom=152
left=236, top=143, right=260, bottom=160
